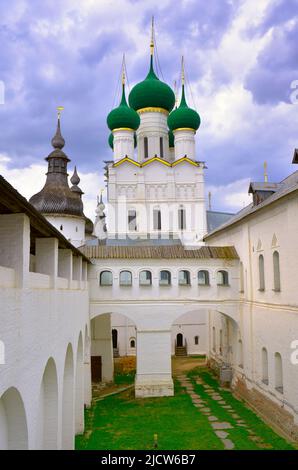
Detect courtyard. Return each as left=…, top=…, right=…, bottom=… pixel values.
left=76, top=358, right=295, bottom=450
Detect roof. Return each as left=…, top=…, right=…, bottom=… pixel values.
left=205, top=170, right=298, bottom=240
left=0, top=175, right=90, bottom=262
left=248, top=182, right=281, bottom=193
left=79, top=244, right=239, bottom=260
left=206, top=210, right=234, bottom=233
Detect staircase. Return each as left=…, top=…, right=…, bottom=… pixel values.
left=175, top=346, right=187, bottom=356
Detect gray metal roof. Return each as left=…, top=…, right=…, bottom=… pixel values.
left=206, top=210, right=234, bottom=233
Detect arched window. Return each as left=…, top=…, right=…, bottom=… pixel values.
left=275, top=352, right=283, bottom=393
left=212, top=327, right=216, bottom=352
left=119, top=270, right=132, bottom=286
left=153, top=208, right=162, bottom=230
left=139, top=270, right=152, bottom=286
left=60, top=225, right=63, bottom=231
left=159, top=270, right=171, bottom=286
left=176, top=333, right=183, bottom=347
left=259, top=254, right=265, bottom=291
left=262, top=347, right=268, bottom=384
left=178, top=206, right=186, bottom=230
left=238, top=339, right=243, bottom=368
left=100, top=270, right=113, bottom=286
left=128, top=209, right=137, bottom=231
left=194, top=336, right=199, bottom=345
left=144, top=136, right=149, bottom=158
left=160, top=137, right=164, bottom=158
left=217, top=270, right=229, bottom=286
left=178, top=270, right=191, bottom=285
left=273, top=251, right=281, bottom=292
left=198, top=270, right=209, bottom=285
left=130, top=338, right=136, bottom=348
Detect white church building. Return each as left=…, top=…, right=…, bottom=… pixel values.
left=0, top=26, right=298, bottom=449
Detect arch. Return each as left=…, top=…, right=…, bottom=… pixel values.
left=271, top=233, right=278, bottom=248
left=130, top=338, right=136, bottom=349
left=178, top=270, right=191, bottom=286
left=258, top=254, right=265, bottom=291
left=217, top=270, right=229, bottom=286
left=176, top=333, right=183, bottom=347
left=198, top=270, right=209, bottom=286
left=0, top=387, right=28, bottom=449
left=75, top=333, right=84, bottom=435
left=139, top=270, right=152, bottom=286
left=238, top=339, right=243, bottom=368
left=159, top=270, right=171, bottom=286
left=119, top=270, right=132, bottom=286
left=100, top=270, right=113, bottom=286
left=273, top=251, right=281, bottom=292
left=274, top=352, right=283, bottom=393
left=262, top=347, right=269, bottom=384
left=62, top=343, right=74, bottom=449
left=36, top=358, right=58, bottom=449
left=194, top=335, right=199, bottom=345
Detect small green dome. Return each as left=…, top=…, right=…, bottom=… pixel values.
left=168, top=130, right=174, bottom=148
left=167, top=85, right=201, bottom=131
left=107, top=85, right=140, bottom=131
left=129, top=56, right=175, bottom=112
left=108, top=133, right=114, bottom=149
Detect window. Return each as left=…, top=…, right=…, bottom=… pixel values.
left=212, top=327, right=216, bottom=352
left=153, top=208, right=162, bottom=230
left=112, top=329, right=118, bottom=349
left=128, top=209, right=137, bottom=231
left=273, top=251, right=281, bottom=291
left=119, top=270, right=132, bottom=286
left=159, top=270, right=171, bottom=286
left=144, top=136, right=149, bottom=158
left=160, top=137, right=164, bottom=158
left=238, top=339, right=243, bottom=368
left=100, top=270, right=113, bottom=286
left=178, top=270, right=191, bottom=285
left=198, top=270, right=209, bottom=285
left=262, top=347, right=268, bottom=385
left=259, top=254, right=265, bottom=291
left=178, top=206, right=186, bottom=230
left=275, top=352, right=283, bottom=393
left=217, top=270, right=229, bottom=286
left=139, top=270, right=152, bottom=286
left=194, top=335, right=199, bottom=345
left=60, top=225, right=63, bottom=231
left=75, top=226, right=78, bottom=233
left=130, top=338, right=136, bottom=348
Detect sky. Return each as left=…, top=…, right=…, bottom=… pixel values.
left=0, top=0, right=297, bottom=219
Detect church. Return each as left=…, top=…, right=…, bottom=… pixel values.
left=0, top=24, right=298, bottom=449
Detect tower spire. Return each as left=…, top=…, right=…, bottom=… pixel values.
left=122, top=53, right=126, bottom=86
left=150, top=16, right=154, bottom=56
left=181, top=55, right=185, bottom=86
left=51, top=106, right=65, bottom=149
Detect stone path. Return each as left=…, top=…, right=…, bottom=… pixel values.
left=177, top=373, right=257, bottom=450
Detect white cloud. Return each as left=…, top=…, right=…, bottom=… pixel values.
left=206, top=178, right=252, bottom=213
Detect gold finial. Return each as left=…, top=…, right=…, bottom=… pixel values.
left=208, top=191, right=212, bottom=210
left=264, top=161, right=268, bottom=183
left=181, top=56, right=185, bottom=86
left=122, top=53, right=126, bottom=85
left=57, top=106, right=64, bottom=120
left=150, top=16, right=154, bottom=55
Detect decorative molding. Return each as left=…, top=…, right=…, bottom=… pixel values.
left=113, top=155, right=199, bottom=168
left=137, top=107, right=169, bottom=116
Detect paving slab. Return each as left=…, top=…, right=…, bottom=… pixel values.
left=215, top=431, right=228, bottom=439
left=222, top=438, right=235, bottom=450
left=211, top=422, right=233, bottom=430
left=208, top=416, right=218, bottom=422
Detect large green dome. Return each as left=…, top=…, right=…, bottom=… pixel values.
left=107, top=85, right=140, bottom=131
left=168, top=85, right=201, bottom=131
left=129, top=56, right=175, bottom=112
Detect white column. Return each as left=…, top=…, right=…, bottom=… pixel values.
left=91, top=314, right=114, bottom=382
left=174, top=129, right=196, bottom=160
left=58, top=249, right=73, bottom=287
left=35, top=237, right=58, bottom=288
left=0, top=213, right=30, bottom=288
left=135, top=329, right=174, bottom=398
left=113, top=129, right=134, bottom=162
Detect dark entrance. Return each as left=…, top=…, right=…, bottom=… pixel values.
left=176, top=333, right=183, bottom=347
left=112, top=329, right=118, bottom=349
left=91, top=356, right=102, bottom=382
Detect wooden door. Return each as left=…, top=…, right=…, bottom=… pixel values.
left=91, top=356, right=102, bottom=382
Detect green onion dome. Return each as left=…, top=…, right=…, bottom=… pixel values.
left=168, top=130, right=174, bottom=148
left=108, top=132, right=114, bottom=149
left=167, top=84, right=201, bottom=131
left=107, top=84, right=140, bottom=131
left=129, top=55, right=175, bottom=112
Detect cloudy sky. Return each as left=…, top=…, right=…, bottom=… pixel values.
left=0, top=0, right=297, bottom=219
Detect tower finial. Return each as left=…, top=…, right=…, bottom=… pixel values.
left=57, top=105, right=64, bottom=121
left=150, top=16, right=154, bottom=56
left=122, top=53, right=126, bottom=85
left=181, top=56, right=185, bottom=86
left=51, top=106, right=65, bottom=149
left=264, top=161, right=268, bottom=183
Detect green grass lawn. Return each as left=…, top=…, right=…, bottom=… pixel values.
left=76, top=368, right=295, bottom=450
